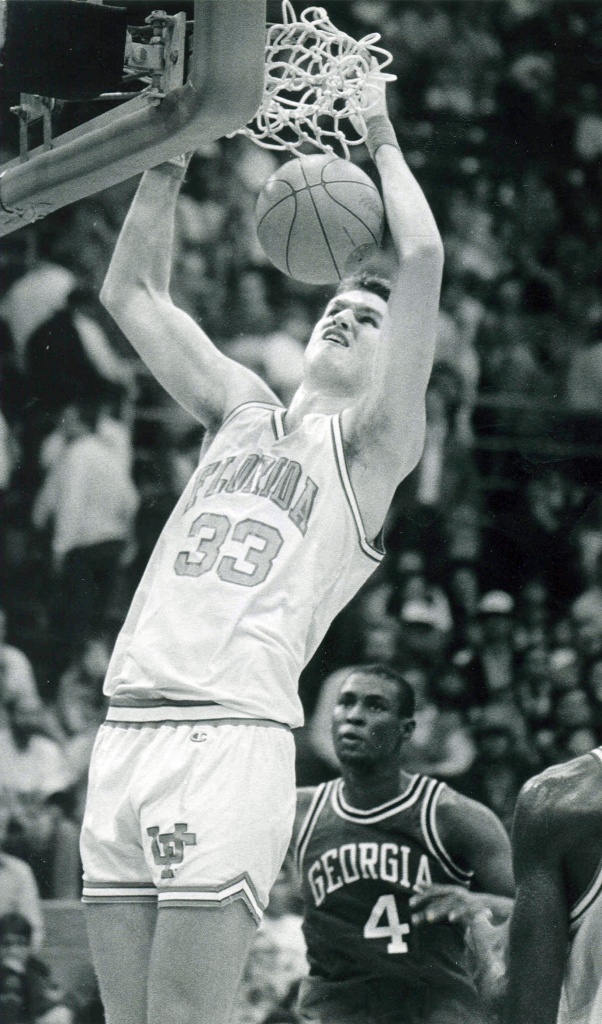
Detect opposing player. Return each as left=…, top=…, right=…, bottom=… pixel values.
left=80, top=67, right=445, bottom=1024
left=293, top=664, right=514, bottom=1024
left=506, top=746, right=602, bottom=1024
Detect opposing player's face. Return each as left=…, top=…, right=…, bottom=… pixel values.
left=305, top=289, right=387, bottom=394
left=332, top=673, right=411, bottom=766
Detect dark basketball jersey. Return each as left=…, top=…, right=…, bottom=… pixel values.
left=296, top=774, right=480, bottom=1017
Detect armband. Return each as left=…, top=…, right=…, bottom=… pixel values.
left=365, top=116, right=402, bottom=161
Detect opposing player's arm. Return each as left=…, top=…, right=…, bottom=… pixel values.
left=344, top=75, right=444, bottom=515
left=505, top=777, right=569, bottom=1024
left=100, top=160, right=279, bottom=431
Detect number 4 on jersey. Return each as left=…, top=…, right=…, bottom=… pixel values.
left=363, top=894, right=410, bottom=954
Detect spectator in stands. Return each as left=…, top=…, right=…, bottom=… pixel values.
left=40, top=397, right=133, bottom=477
left=446, top=558, right=480, bottom=648
left=55, top=636, right=110, bottom=821
left=586, top=660, right=602, bottom=738
left=474, top=276, right=542, bottom=401
left=32, top=400, right=138, bottom=678
left=16, top=286, right=134, bottom=504
left=514, top=645, right=553, bottom=734
left=0, top=701, right=72, bottom=799
left=388, top=549, right=453, bottom=630
left=398, top=666, right=476, bottom=780
left=0, top=912, right=73, bottom=1024
left=552, top=688, right=595, bottom=736
left=550, top=685, right=598, bottom=764
left=7, top=792, right=81, bottom=901
left=0, top=407, right=16, bottom=590
left=571, top=579, right=602, bottom=670
left=434, top=279, right=482, bottom=433
left=0, top=791, right=44, bottom=949
left=0, top=403, right=15, bottom=495
left=431, top=661, right=473, bottom=714
left=454, top=705, right=534, bottom=834
left=565, top=326, right=602, bottom=414
left=486, top=469, right=585, bottom=609
left=557, top=727, right=599, bottom=762
left=514, top=578, right=550, bottom=653
left=25, top=287, right=134, bottom=420
left=550, top=615, right=575, bottom=650
left=571, top=546, right=602, bottom=630
left=0, top=262, right=76, bottom=375
left=0, top=608, right=43, bottom=731
left=398, top=599, right=450, bottom=675
left=386, top=364, right=480, bottom=580
left=451, top=591, right=518, bottom=706
left=360, top=620, right=403, bottom=667
left=55, top=637, right=109, bottom=741
left=549, top=646, right=582, bottom=694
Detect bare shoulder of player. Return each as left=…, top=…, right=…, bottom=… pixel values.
left=434, top=784, right=512, bottom=885
left=435, top=783, right=506, bottom=838
left=515, top=755, right=602, bottom=856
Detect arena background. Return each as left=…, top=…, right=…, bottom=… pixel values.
left=0, top=2, right=601, bottom=1021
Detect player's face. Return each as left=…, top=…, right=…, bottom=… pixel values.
left=332, top=673, right=411, bottom=767
left=304, top=289, right=387, bottom=394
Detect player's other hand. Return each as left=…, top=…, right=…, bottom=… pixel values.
left=409, top=883, right=486, bottom=927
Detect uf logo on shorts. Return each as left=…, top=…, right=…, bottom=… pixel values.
left=147, top=822, right=197, bottom=879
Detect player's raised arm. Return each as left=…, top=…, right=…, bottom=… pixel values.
left=100, top=157, right=278, bottom=431
left=344, top=71, right=444, bottom=484
left=505, top=778, right=569, bottom=1024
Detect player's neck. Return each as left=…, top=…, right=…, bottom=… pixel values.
left=341, top=765, right=405, bottom=810
left=285, top=381, right=350, bottom=430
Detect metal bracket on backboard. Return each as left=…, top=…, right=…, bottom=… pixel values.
left=10, top=95, right=56, bottom=162
left=124, top=10, right=187, bottom=97
left=9, top=10, right=186, bottom=165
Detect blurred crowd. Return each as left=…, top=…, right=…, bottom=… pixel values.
left=0, top=0, right=601, bottom=1021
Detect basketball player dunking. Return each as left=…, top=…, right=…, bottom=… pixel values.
left=80, top=71, right=444, bottom=1024
left=506, top=746, right=602, bottom=1024
left=293, top=664, right=514, bottom=1024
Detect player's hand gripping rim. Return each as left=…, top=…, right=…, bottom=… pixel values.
left=349, top=58, right=390, bottom=132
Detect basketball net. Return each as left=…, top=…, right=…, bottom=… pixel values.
left=229, top=1, right=396, bottom=160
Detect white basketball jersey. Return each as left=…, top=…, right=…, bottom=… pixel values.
left=557, top=748, right=602, bottom=1024
left=104, top=402, right=383, bottom=727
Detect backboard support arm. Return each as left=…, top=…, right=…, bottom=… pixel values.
left=0, top=0, right=267, bottom=237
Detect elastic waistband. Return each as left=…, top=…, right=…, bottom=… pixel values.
left=105, top=698, right=291, bottom=731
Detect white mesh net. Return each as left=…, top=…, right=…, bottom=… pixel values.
left=229, top=0, right=396, bottom=160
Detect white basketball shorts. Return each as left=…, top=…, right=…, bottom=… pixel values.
left=80, top=718, right=296, bottom=923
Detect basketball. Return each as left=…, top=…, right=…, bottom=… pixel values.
left=255, top=154, right=385, bottom=285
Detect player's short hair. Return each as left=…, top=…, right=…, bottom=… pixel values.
left=336, top=272, right=391, bottom=304
left=345, top=663, right=416, bottom=718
